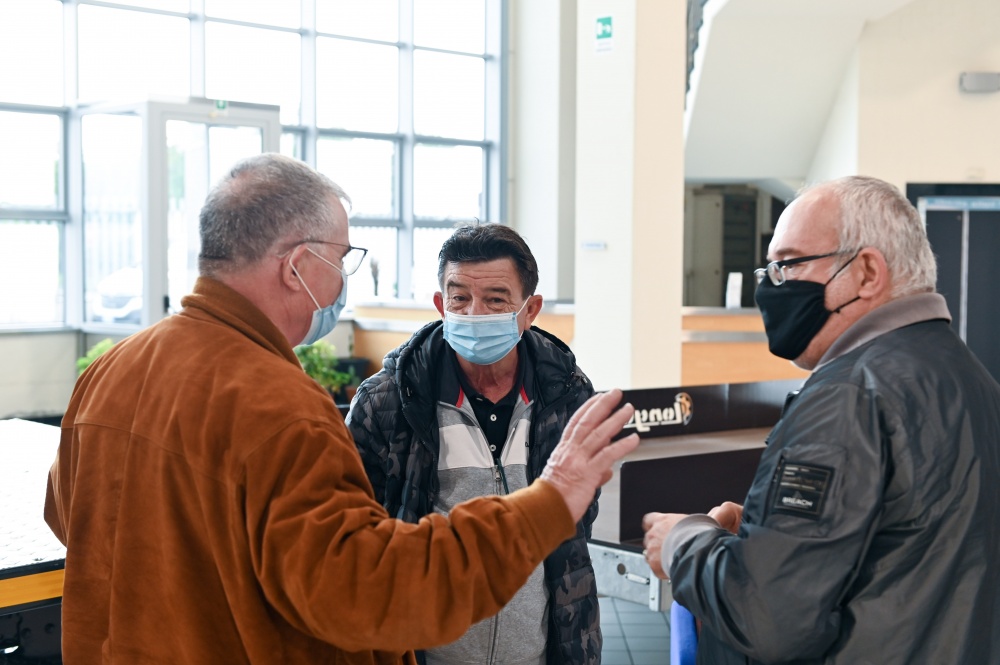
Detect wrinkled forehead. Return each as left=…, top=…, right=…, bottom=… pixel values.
left=441, top=258, right=524, bottom=295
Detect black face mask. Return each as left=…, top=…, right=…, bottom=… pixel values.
left=754, top=255, right=860, bottom=360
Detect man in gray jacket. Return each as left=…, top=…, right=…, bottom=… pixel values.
left=347, top=223, right=601, bottom=665
left=643, top=175, right=1000, bottom=664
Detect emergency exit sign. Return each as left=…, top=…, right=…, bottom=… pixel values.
left=595, top=16, right=613, bottom=52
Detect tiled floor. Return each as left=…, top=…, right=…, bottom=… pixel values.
left=599, top=596, right=672, bottom=665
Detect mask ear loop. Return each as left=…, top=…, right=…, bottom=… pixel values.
left=290, top=256, right=322, bottom=310
left=827, top=250, right=862, bottom=314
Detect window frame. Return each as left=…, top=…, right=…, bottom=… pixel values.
left=0, top=0, right=505, bottom=331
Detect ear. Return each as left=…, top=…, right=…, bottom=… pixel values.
left=524, top=294, right=543, bottom=327
left=281, top=245, right=308, bottom=292
left=433, top=291, right=446, bottom=318
left=856, top=247, right=890, bottom=300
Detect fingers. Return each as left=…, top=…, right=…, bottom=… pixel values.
left=563, top=389, right=625, bottom=445
left=642, top=529, right=667, bottom=579
left=561, top=389, right=615, bottom=441
left=590, top=432, right=640, bottom=468
left=642, top=512, right=664, bottom=531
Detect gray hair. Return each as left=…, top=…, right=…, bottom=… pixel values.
left=198, top=153, right=350, bottom=275
left=812, top=175, right=937, bottom=298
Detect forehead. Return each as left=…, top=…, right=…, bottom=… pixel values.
left=442, top=258, right=523, bottom=294
left=769, top=188, right=840, bottom=260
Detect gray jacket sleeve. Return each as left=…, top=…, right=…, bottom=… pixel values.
left=669, top=382, right=885, bottom=663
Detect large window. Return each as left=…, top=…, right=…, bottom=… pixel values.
left=0, top=0, right=503, bottom=328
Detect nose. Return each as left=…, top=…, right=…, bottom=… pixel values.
left=468, top=298, right=492, bottom=316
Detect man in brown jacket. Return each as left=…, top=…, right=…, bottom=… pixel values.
left=44, top=153, right=638, bottom=664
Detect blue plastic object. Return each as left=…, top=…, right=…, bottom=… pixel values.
left=670, top=601, right=698, bottom=665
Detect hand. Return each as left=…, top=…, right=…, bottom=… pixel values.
left=708, top=501, right=743, bottom=534
left=641, top=512, right=689, bottom=579
left=540, top=389, right=640, bottom=522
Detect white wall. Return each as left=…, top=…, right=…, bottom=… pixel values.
left=807, top=50, right=861, bottom=184
left=574, top=0, right=685, bottom=390
left=0, top=332, right=78, bottom=419
left=858, top=0, right=1000, bottom=189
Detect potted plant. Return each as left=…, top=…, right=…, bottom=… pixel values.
left=77, top=338, right=115, bottom=376
left=294, top=340, right=359, bottom=404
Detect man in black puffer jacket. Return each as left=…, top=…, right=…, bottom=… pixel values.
left=347, top=224, right=601, bottom=665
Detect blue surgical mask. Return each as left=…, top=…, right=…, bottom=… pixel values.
left=293, top=249, right=349, bottom=346
left=443, top=298, right=530, bottom=365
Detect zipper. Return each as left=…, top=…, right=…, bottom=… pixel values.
left=487, top=608, right=500, bottom=665
left=494, top=463, right=510, bottom=495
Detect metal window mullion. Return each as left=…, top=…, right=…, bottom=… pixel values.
left=300, top=0, right=317, bottom=165
left=0, top=210, right=70, bottom=221
left=485, top=0, right=506, bottom=224
left=317, top=128, right=404, bottom=142
left=396, top=0, right=415, bottom=300
left=65, top=106, right=85, bottom=326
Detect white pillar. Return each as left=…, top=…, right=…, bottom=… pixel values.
left=574, top=0, right=686, bottom=389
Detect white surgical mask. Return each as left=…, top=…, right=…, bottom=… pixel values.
left=442, top=298, right=530, bottom=365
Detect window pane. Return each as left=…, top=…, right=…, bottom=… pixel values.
left=316, top=137, right=396, bottom=219
left=165, top=121, right=262, bottom=314
left=316, top=38, right=398, bottom=133
left=412, top=226, right=456, bottom=301
left=281, top=132, right=303, bottom=160
left=0, top=220, right=63, bottom=324
left=82, top=114, right=143, bottom=325
left=0, top=0, right=63, bottom=106
left=317, top=0, right=398, bottom=41
left=414, top=0, right=485, bottom=53
left=206, top=0, right=300, bottom=28
left=106, top=0, right=189, bottom=11
left=0, top=112, right=62, bottom=209
left=346, top=226, right=397, bottom=304
left=206, top=22, right=301, bottom=124
left=413, top=144, right=482, bottom=219
left=413, top=51, right=484, bottom=140
left=78, top=6, right=189, bottom=104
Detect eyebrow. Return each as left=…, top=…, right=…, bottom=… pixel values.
left=445, top=280, right=512, bottom=296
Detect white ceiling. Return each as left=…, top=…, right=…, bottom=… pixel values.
left=684, top=0, right=919, bottom=199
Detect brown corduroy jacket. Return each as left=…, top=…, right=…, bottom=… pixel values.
left=45, top=276, right=574, bottom=664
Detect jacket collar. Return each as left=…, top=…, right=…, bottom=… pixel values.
left=816, top=293, right=952, bottom=369
left=180, top=276, right=300, bottom=367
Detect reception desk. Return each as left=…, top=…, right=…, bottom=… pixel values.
left=588, top=380, right=798, bottom=611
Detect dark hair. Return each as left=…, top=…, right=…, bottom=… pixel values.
left=437, top=224, right=539, bottom=297
left=198, top=153, right=350, bottom=276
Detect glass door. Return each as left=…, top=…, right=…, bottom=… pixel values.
left=78, top=98, right=280, bottom=332
left=165, top=120, right=264, bottom=314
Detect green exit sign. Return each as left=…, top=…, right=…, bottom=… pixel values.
left=595, top=16, right=613, bottom=52
left=596, top=16, right=613, bottom=39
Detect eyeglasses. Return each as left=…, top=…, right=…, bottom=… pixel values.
left=303, top=240, right=369, bottom=276
left=754, top=250, right=852, bottom=286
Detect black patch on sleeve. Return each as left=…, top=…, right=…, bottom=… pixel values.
left=769, top=460, right=833, bottom=520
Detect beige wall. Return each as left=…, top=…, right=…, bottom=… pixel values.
left=809, top=0, right=1000, bottom=189
left=573, top=0, right=686, bottom=391
left=0, top=332, right=78, bottom=419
